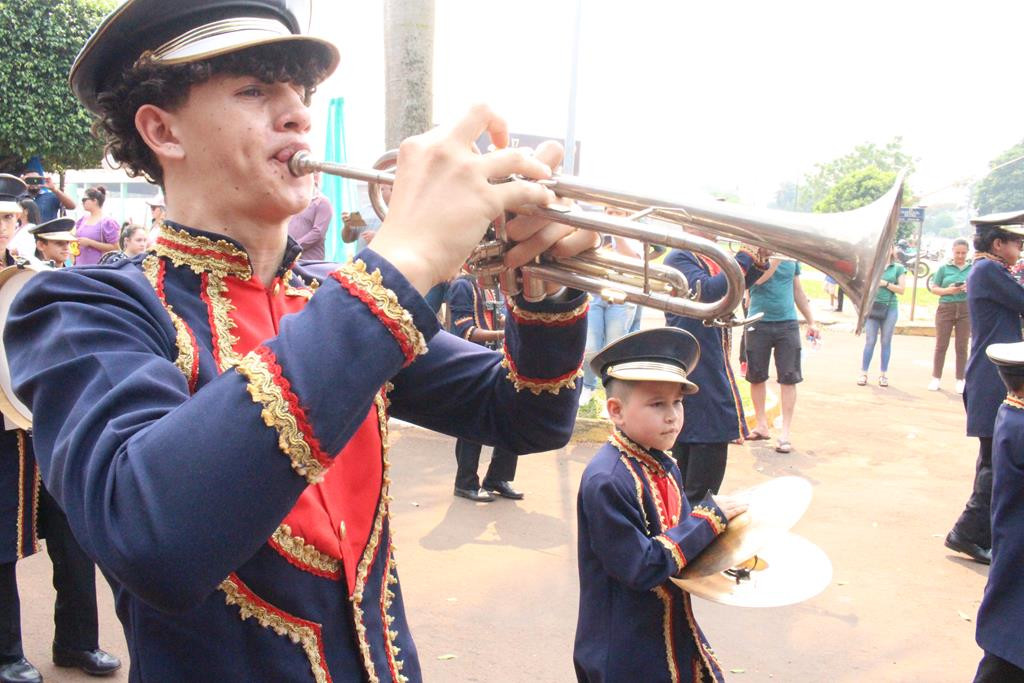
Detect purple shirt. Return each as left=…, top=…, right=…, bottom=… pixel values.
left=287, top=194, right=332, bottom=261
left=74, top=215, right=119, bottom=266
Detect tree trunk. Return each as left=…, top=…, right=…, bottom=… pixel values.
left=383, top=0, right=435, bottom=150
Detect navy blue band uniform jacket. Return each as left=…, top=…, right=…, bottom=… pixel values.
left=0, top=427, right=38, bottom=564
left=447, top=275, right=503, bottom=346
left=574, top=429, right=728, bottom=682
left=964, top=256, right=1024, bottom=437
left=977, top=394, right=1024, bottom=668
left=4, top=223, right=588, bottom=682
left=663, top=250, right=765, bottom=444
left=0, top=249, right=39, bottom=565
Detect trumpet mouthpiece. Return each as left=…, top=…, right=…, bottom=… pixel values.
left=288, top=150, right=313, bottom=178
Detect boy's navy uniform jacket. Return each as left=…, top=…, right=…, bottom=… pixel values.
left=5, top=223, right=588, bottom=682
left=663, top=249, right=765, bottom=444
left=977, top=395, right=1024, bottom=668
left=574, top=429, right=728, bottom=682
left=965, top=257, right=1024, bottom=437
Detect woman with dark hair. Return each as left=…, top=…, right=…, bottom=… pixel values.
left=928, top=237, right=972, bottom=392
left=73, top=186, right=119, bottom=265
left=946, top=218, right=1024, bottom=565
left=10, top=199, right=40, bottom=259
left=857, top=243, right=906, bottom=387
left=119, top=223, right=148, bottom=257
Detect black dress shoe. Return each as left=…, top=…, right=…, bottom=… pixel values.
left=945, top=530, right=992, bottom=565
left=0, top=658, right=41, bottom=683
left=53, top=645, right=122, bottom=676
left=483, top=480, right=524, bottom=500
left=454, top=486, right=494, bottom=502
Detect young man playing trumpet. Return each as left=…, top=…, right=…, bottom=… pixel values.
left=5, top=1, right=593, bottom=680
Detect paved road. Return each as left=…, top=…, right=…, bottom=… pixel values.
left=19, top=300, right=986, bottom=681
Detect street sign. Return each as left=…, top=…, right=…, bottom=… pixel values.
left=900, top=207, right=926, bottom=221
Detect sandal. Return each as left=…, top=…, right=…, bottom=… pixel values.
left=775, top=440, right=793, bottom=454
left=857, top=374, right=867, bottom=386
left=879, top=376, right=889, bottom=387
left=747, top=430, right=771, bottom=441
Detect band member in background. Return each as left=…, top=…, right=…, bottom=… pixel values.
left=974, top=341, right=1024, bottom=681
left=446, top=274, right=523, bottom=502
left=29, top=218, right=76, bottom=267
left=947, top=215, right=1024, bottom=565
left=0, top=178, right=120, bottom=683
left=574, top=328, right=745, bottom=682
left=146, top=193, right=166, bottom=246
left=663, top=235, right=767, bottom=505
left=5, top=1, right=592, bottom=680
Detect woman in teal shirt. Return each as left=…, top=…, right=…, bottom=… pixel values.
left=928, top=238, right=972, bottom=392
left=859, top=244, right=907, bottom=387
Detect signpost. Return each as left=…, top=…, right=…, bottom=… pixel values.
left=900, top=206, right=927, bottom=321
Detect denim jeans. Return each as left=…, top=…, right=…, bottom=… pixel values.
left=861, top=303, right=899, bottom=373
left=582, top=297, right=638, bottom=390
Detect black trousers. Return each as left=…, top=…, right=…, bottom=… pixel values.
left=0, top=487, right=99, bottom=662
left=454, top=439, right=518, bottom=490
left=975, top=651, right=1024, bottom=682
left=672, top=442, right=728, bottom=506
left=952, top=437, right=993, bottom=548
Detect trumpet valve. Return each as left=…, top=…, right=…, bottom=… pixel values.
left=599, top=288, right=628, bottom=305
left=520, top=270, right=546, bottom=303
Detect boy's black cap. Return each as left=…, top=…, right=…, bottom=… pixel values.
left=590, top=328, right=701, bottom=395
left=29, top=218, right=77, bottom=242
left=70, top=0, right=340, bottom=115
left=972, top=210, right=1024, bottom=237
left=986, top=341, right=1024, bottom=378
left=0, top=175, right=27, bottom=213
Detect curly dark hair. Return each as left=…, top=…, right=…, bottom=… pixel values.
left=974, top=226, right=1021, bottom=254
left=93, top=43, right=331, bottom=185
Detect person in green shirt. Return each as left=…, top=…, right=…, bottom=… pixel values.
left=858, top=244, right=907, bottom=387
left=928, top=238, right=972, bottom=392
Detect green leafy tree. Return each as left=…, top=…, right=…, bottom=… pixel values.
left=799, top=138, right=914, bottom=212
left=814, top=167, right=897, bottom=213
left=974, top=140, right=1024, bottom=215
left=0, top=0, right=116, bottom=174
left=813, top=166, right=916, bottom=240
left=770, top=181, right=799, bottom=210
left=922, top=206, right=956, bottom=236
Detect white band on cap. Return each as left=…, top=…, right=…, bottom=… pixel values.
left=150, top=16, right=292, bottom=63
left=606, top=361, right=689, bottom=383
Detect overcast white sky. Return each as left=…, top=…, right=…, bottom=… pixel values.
left=310, top=1, right=1024, bottom=209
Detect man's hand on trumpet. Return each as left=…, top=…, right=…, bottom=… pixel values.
left=368, top=104, right=558, bottom=296
left=501, top=141, right=602, bottom=294
left=367, top=104, right=597, bottom=298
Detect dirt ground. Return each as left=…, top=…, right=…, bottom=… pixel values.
left=17, top=298, right=988, bottom=681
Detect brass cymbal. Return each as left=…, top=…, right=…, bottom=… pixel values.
left=671, top=532, right=832, bottom=607
left=680, top=476, right=812, bottom=579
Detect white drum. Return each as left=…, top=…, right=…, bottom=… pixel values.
left=0, top=262, right=50, bottom=430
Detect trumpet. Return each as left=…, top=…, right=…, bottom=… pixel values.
left=289, top=151, right=904, bottom=332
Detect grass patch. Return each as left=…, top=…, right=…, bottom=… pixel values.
left=800, top=266, right=941, bottom=309
left=578, top=378, right=756, bottom=420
